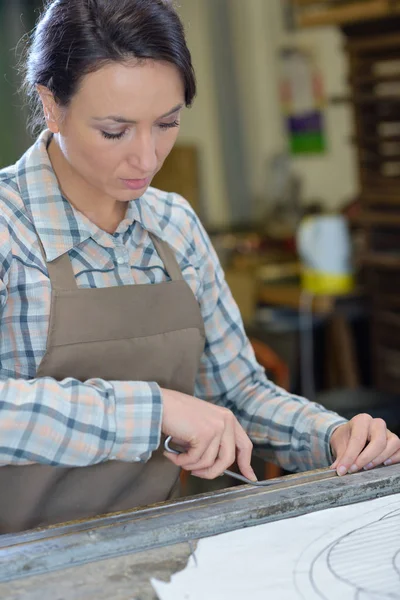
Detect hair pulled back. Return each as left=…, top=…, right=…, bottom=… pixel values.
left=24, top=0, right=196, bottom=132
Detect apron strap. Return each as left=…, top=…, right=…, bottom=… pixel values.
left=38, top=233, right=183, bottom=290
left=46, top=254, right=78, bottom=290
left=37, top=237, right=78, bottom=290
left=150, top=233, right=184, bottom=282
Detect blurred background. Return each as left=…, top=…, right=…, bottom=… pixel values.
left=1, top=0, right=400, bottom=476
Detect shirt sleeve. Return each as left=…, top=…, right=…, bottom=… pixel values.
left=0, top=376, right=162, bottom=466
left=0, top=217, right=162, bottom=467
left=190, top=211, right=347, bottom=472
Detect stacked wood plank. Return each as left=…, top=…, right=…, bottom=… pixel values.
left=345, top=26, right=400, bottom=394
left=292, top=0, right=400, bottom=28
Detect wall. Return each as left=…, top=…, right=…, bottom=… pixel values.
left=178, top=0, right=359, bottom=226
left=230, top=0, right=359, bottom=212
left=176, top=0, right=230, bottom=227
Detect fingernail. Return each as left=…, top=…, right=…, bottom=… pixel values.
left=363, top=462, right=374, bottom=471
left=251, top=470, right=258, bottom=482
left=337, top=466, right=347, bottom=476
left=384, top=459, right=392, bottom=466
left=349, top=464, right=359, bottom=473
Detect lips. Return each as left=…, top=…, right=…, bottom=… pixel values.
left=121, top=177, right=151, bottom=191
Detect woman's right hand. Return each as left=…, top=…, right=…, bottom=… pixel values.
left=160, top=388, right=257, bottom=482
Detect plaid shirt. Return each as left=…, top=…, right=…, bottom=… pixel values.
left=0, top=130, right=346, bottom=472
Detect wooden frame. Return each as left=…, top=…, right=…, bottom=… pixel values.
left=1, top=464, right=399, bottom=594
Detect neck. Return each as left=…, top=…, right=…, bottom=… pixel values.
left=47, top=135, right=126, bottom=234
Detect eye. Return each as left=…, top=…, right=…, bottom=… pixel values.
left=101, top=130, right=127, bottom=140
left=158, top=120, right=180, bottom=131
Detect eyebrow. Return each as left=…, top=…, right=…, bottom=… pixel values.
left=92, top=103, right=184, bottom=124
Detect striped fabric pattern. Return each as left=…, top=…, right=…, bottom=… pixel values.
left=0, top=130, right=346, bottom=472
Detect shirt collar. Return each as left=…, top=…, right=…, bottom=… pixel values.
left=128, top=189, right=168, bottom=242
left=16, top=130, right=93, bottom=262
left=15, top=130, right=167, bottom=262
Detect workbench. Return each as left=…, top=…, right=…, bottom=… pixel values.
left=1, top=464, right=400, bottom=599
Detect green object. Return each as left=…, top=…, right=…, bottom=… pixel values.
left=290, top=132, right=326, bottom=155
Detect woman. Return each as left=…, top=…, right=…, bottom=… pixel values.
left=0, top=0, right=398, bottom=534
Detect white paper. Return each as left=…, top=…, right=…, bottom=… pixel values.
left=151, top=493, right=400, bottom=600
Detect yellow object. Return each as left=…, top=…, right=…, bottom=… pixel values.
left=301, top=269, right=354, bottom=295
left=297, top=214, right=354, bottom=296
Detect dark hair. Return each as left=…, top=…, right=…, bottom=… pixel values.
left=23, top=0, right=196, bottom=133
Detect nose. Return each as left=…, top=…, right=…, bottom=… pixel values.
left=127, top=129, right=158, bottom=174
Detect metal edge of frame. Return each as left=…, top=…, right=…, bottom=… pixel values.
left=0, top=464, right=399, bottom=583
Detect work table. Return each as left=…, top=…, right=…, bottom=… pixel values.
left=1, top=464, right=400, bottom=599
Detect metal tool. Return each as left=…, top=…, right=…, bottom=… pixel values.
left=164, top=435, right=339, bottom=487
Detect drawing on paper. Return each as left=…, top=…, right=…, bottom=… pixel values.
left=294, top=500, right=400, bottom=600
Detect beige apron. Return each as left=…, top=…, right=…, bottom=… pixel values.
left=0, top=233, right=205, bottom=534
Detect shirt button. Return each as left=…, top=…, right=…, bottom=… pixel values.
left=117, top=257, right=126, bottom=265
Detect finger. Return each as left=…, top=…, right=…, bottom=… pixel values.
left=329, top=425, right=350, bottom=470
left=164, top=435, right=212, bottom=468
left=168, top=438, right=190, bottom=451
left=384, top=445, right=400, bottom=467
left=234, top=420, right=256, bottom=481
left=335, top=414, right=371, bottom=474
left=192, top=420, right=237, bottom=480
left=193, top=422, right=257, bottom=482
left=366, top=432, right=400, bottom=469
left=181, top=435, right=221, bottom=472
left=331, top=451, right=346, bottom=470
left=348, top=418, right=387, bottom=472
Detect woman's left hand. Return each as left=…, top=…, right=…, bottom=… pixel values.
left=330, top=413, right=400, bottom=476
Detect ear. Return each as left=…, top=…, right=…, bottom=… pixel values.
left=36, top=84, right=62, bottom=134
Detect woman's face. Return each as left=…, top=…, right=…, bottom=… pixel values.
left=43, top=60, right=185, bottom=201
